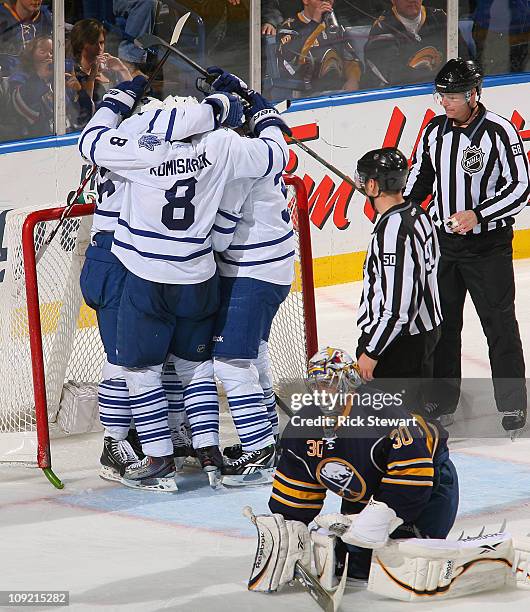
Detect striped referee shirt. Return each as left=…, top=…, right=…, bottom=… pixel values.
left=358, top=201, right=442, bottom=359
left=404, top=103, right=530, bottom=234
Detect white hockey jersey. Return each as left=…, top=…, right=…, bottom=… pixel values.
left=89, top=105, right=216, bottom=236
left=211, top=176, right=295, bottom=285
left=79, top=106, right=288, bottom=283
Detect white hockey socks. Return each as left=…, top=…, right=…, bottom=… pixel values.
left=122, top=364, right=172, bottom=457
left=161, top=360, right=186, bottom=430
left=215, top=357, right=274, bottom=451
left=254, top=341, right=279, bottom=434
left=98, top=361, right=131, bottom=440
left=171, top=356, right=219, bottom=449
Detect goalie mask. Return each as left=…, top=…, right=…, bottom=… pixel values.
left=307, top=347, right=363, bottom=418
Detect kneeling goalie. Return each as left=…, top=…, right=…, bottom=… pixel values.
left=246, top=348, right=530, bottom=603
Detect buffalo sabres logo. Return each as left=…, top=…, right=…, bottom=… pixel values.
left=461, top=145, right=484, bottom=174
left=316, top=458, right=366, bottom=501
left=138, top=135, right=162, bottom=151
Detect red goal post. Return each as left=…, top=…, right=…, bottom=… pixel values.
left=0, top=175, right=317, bottom=487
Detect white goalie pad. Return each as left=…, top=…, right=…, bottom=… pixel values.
left=512, top=536, right=530, bottom=590
left=368, top=530, right=514, bottom=601
left=311, top=527, right=337, bottom=590
left=245, top=508, right=311, bottom=592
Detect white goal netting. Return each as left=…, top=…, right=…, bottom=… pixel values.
left=0, top=177, right=316, bottom=466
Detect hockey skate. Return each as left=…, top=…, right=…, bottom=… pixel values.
left=171, top=423, right=196, bottom=471
left=222, top=442, right=242, bottom=461
left=223, top=434, right=281, bottom=464
left=99, top=436, right=139, bottom=483
left=126, top=428, right=145, bottom=459
left=502, top=409, right=528, bottom=440
left=121, top=455, right=178, bottom=492
left=195, top=445, right=223, bottom=489
left=221, top=443, right=276, bottom=487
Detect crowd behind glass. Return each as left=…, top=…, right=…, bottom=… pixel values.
left=1, top=1, right=529, bottom=144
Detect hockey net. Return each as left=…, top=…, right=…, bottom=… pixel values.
left=0, top=176, right=317, bottom=480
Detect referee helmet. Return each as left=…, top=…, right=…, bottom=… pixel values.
left=355, top=147, right=409, bottom=194
left=435, top=58, right=483, bottom=96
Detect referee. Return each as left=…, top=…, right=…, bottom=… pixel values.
left=355, top=147, right=442, bottom=408
left=405, top=58, right=529, bottom=435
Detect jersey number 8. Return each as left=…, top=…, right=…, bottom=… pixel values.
left=162, top=177, right=197, bottom=231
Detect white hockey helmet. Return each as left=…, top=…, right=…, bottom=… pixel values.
left=307, top=347, right=363, bottom=394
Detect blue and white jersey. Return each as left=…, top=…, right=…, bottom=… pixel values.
left=212, top=176, right=295, bottom=285
left=88, top=105, right=216, bottom=236
left=79, top=106, right=288, bottom=284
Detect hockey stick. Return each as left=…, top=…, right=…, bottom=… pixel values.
left=134, top=33, right=356, bottom=187
left=34, top=14, right=192, bottom=264
left=243, top=506, right=348, bottom=612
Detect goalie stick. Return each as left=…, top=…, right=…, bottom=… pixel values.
left=34, top=13, right=192, bottom=264
left=243, top=506, right=348, bottom=612
left=134, top=33, right=356, bottom=188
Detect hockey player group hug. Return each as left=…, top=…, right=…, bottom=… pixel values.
left=79, top=59, right=530, bottom=605
left=79, top=69, right=293, bottom=491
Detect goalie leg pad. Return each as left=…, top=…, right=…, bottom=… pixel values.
left=512, top=536, right=530, bottom=590
left=248, top=513, right=311, bottom=592
left=368, top=532, right=514, bottom=601
left=311, top=528, right=337, bottom=590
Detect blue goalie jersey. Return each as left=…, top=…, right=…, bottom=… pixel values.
left=269, top=387, right=450, bottom=526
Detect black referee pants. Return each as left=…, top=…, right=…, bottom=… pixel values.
left=434, top=226, right=526, bottom=415
left=357, top=327, right=440, bottom=410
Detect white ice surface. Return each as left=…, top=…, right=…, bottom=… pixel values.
left=2, top=261, right=530, bottom=611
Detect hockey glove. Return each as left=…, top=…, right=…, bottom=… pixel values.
left=202, top=92, right=244, bottom=129
left=99, top=75, right=147, bottom=115
left=244, top=90, right=292, bottom=137
left=206, top=66, right=248, bottom=95
left=315, top=498, right=403, bottom=550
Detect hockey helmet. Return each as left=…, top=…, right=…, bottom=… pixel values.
left=434, top=58, right=483, bottom=96
left=307, top=347, right=363, bottom=395
left=355, top=147, right=409, bottom=194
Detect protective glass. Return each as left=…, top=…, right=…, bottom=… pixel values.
left=433, top=91, right=471, bottom=106
left=354, top=169, right=368, bottom=194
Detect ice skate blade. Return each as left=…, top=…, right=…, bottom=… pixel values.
left=120, top=475, right=178, bottom=492
left=204, top=467, right=222, bottom=489
left=99, top=465, right=122, bottom=483
left=221, top=467, right=275, bottom=487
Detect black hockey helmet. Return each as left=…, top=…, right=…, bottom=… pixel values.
left=435, top=58, right=483, bottom=95
left=355, top=147, right=409, bottom=193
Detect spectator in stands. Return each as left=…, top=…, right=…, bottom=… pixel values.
left=276, top=0, right=361, bottom=95
left=112, top=1, right=158, bottom=70
left=0, top=0, right=52, bottom=75
left=261, top=0, right=375, bottom=35
left=261, top=0, right=297, bottom=35
left=472, top=0, right=530, bottom=74
left=8, top=36, right=92, bottom=138
left=361, top=0, right=469, bottom=89
left=69, top=18, right=131, bottom=111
